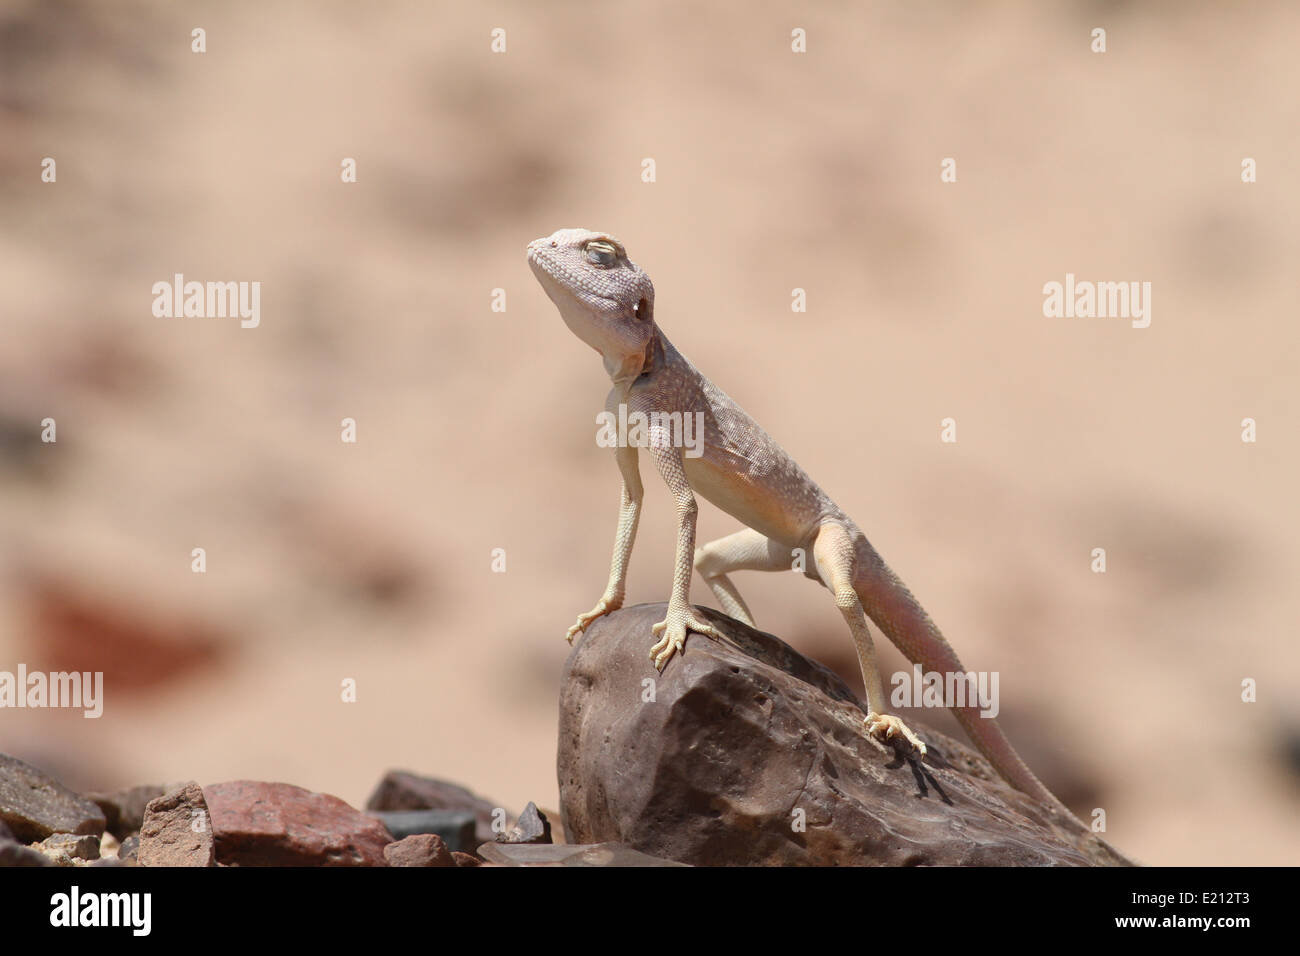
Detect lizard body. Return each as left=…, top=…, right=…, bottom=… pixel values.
left=528, top=227, right=1075, bottom=821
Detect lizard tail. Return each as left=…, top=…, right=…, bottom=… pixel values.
left=851, top=538, right=1078, bottom=822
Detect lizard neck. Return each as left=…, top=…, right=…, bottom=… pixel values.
left=606, top=325, right=669, bottom=390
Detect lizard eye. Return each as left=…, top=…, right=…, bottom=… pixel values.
left=585, top=240, right=618, bottom=267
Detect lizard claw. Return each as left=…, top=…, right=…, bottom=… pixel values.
left=565, top=597, right=618, bottom=645
left=649, top=608, right=721, bottom=670
left=865, top=712, right=927, bottom=757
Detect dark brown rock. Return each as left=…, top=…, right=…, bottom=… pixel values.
left=366, top=771, right=500, bottom=846
left=87, top=784, right=165, bottom=839
left=559, top=603, right=1132, bottom=867
left=0, top=752, right=105, bottom=842
left=206, top=780, right=393, bottom=866
left=35, top=832, right=100, bottom=863
left=450, top=851, right=481, bottom=867
left=383, top=833, right=455, bottom=867
left=499, top=801, right=552, bottom=844
left=477, top=841, right=688, bottom=867
left=139, top=782, right=214, bottom=867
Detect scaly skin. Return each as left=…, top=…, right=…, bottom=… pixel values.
left=527, top=227, right=1076, bottom=821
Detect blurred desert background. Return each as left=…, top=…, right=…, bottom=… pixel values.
left=1, top=0, right=1296, bottom=865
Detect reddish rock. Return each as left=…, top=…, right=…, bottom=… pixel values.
left=383, top=833, right=455, bottom=867
left=0, top=753, right=105, bottom=842
left=559, top=604, right=1132, bottom=867
left=139, top=782, right=214, bottom=867
left=450, top=851, right=481, bottom=867
left=206, top=781, right=393, bottom=867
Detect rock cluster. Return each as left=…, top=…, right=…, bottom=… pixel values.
left=0, top=605, right=1134, bottom=868
left=0, top=757, right=592, bottom=867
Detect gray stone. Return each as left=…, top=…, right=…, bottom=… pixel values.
left=87, top=784, right=165, bottom=839
left=0, top=752, right=105, bottom=842
left=499, top=801, right=552, bottom=844
left=366, top=771, right=500, bottom=846
left=368, top=809, right=476, bottom=852
left=118, top=834, right=140, bottom=864
left=0, top=839, right=52, bottom=866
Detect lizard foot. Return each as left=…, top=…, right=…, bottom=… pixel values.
left=649, top=609, right=721, bottom=671
left=565, top=597, right=619, bottom=645
left=865, top=712, right=927, bottom=758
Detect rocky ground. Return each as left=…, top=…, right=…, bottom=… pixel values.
left=0, top=753, right=575, bottom=868
left=2, top=605, right=1135, bottom=867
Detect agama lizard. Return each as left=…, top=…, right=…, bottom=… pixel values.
left=528, top=227, right=1076, bottom=820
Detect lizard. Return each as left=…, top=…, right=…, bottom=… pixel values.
left=527, top=226, right=1077, bottom=822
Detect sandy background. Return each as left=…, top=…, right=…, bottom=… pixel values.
left=1, top=0, right=1296, bottom=865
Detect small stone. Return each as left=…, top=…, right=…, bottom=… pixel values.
left=366, top=771, right=500, bottom=846
left=35, top=832, right=101, bottom=863
left=0, top=752, right=105, bottom=842
left=476, top=841, right=688, bottom=867
left=451, top=851, right=481, bottom=867
left=118, top=834, right=140, bottom=863
left=499, top=802, right=552, bottom=845
left=87, top=784, right=165, bottom=840
left=0, top=840, right=51, bottom=867
left=206, top=780, right=392, bottom=867
left=139, top=782, right=214, bottom=867
left=383, top=833, right=455, bottom=867
left=368, top=809, right=476, bottom=851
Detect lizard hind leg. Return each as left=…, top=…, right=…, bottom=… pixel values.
left=812, top=522, right=927, bottom=757
left=694, top=528, right=793, bottom=628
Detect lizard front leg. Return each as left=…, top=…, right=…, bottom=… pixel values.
left=566, top=442, right=643, bottom=644
left=645, top=431, right=721, bottom=670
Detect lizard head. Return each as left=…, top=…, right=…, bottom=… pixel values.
left=527, top=228, right=657, bottom=384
